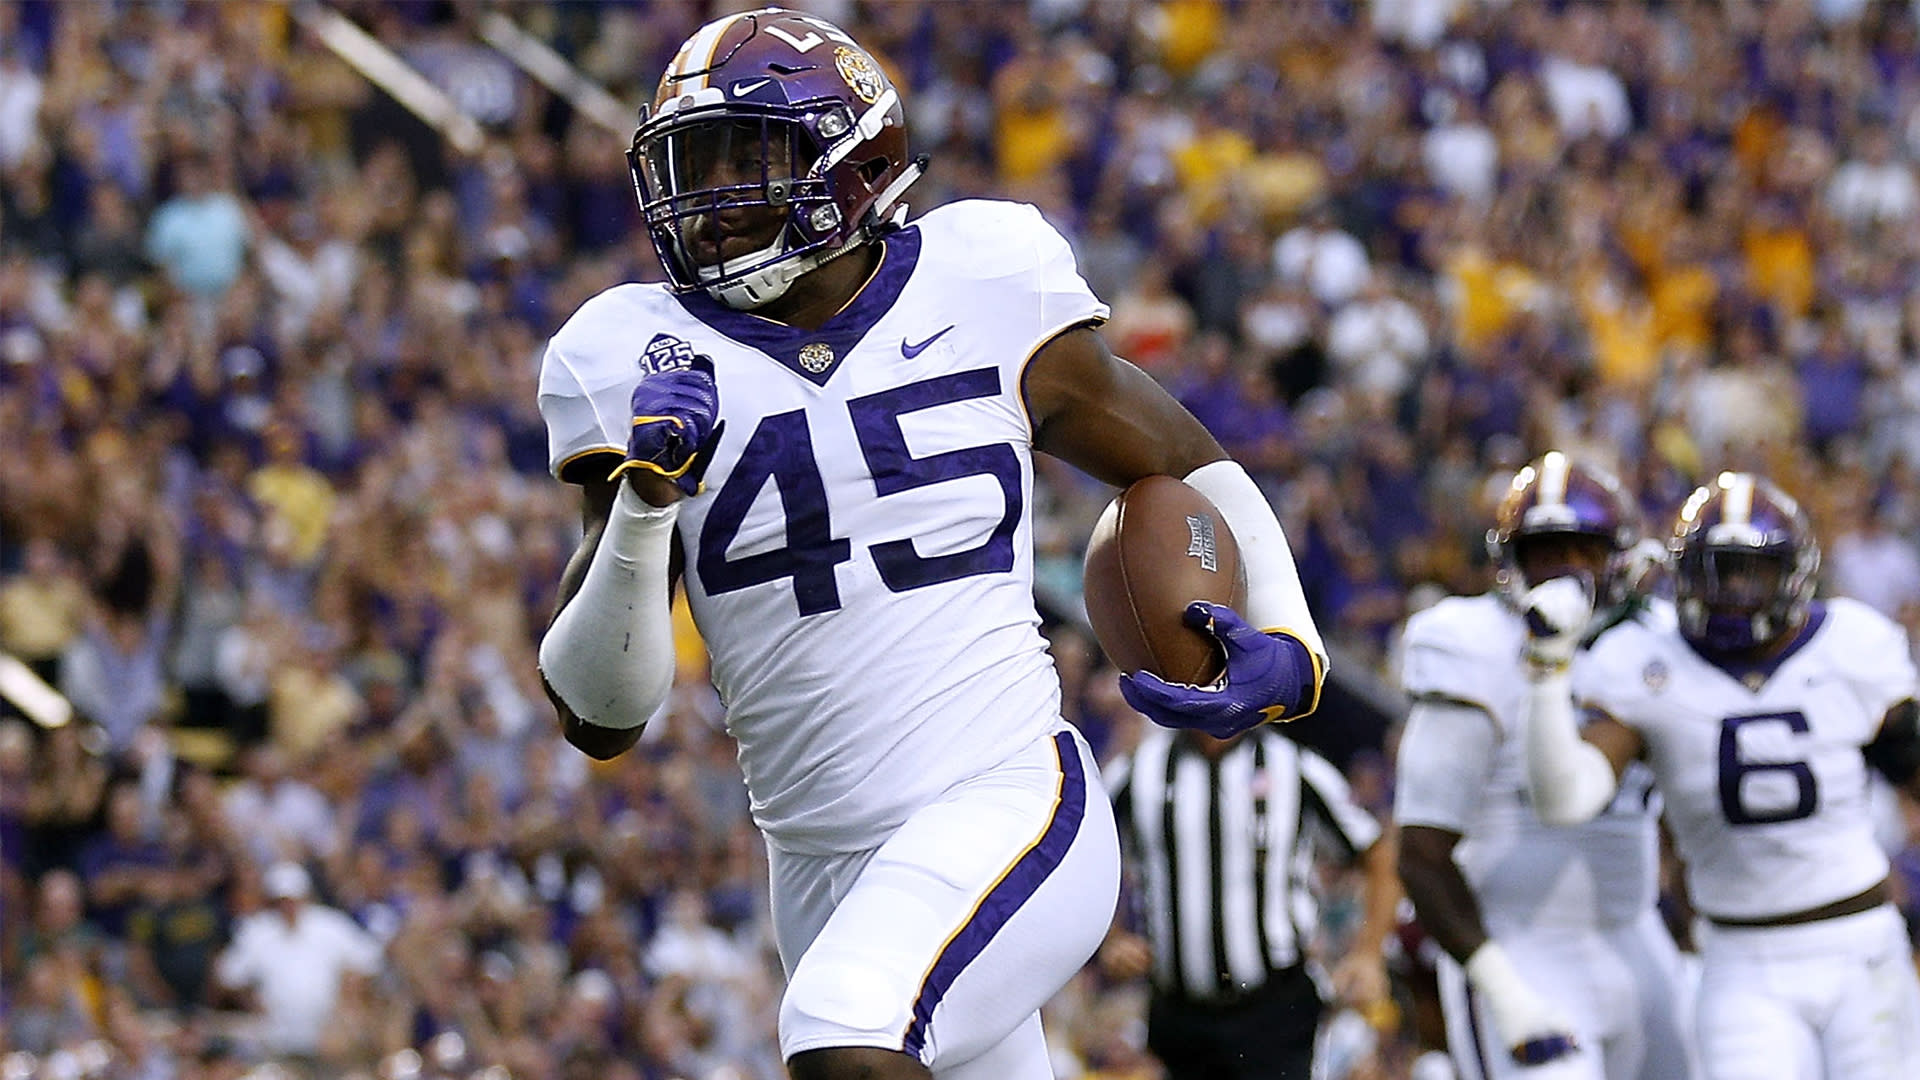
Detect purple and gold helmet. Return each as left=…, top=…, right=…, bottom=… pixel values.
left=1487, top=452, right=1640, bottom=604
left=630, top=8, right=925, bottom=310
left=1671, top=472, right=1820, bottom=652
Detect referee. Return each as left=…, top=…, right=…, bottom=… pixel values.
left=1102, top=726, right=1399, bottom=1079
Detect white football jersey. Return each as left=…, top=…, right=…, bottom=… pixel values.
left=1576, top=597, right=1915, bottom=920
left=538, top=200, right=1109, bottom=855
left=1398, top=594, right=1662, bottom=934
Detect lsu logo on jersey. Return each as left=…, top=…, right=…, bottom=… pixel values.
left=640, top=333, right=701, bottom=374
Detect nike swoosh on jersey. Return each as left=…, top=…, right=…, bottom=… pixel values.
left=901, top=325, right=955, bottom=358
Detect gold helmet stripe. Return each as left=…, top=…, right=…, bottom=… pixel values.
left=668, top=11, right=750, bottom=94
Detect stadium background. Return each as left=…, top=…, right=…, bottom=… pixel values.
left=3, top=0, right=1920, bottom=1077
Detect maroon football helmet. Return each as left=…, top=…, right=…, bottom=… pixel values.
left=629, top=8, right=926, bottom=310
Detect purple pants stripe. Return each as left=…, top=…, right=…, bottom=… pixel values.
left=899, top=731, right=1086, bottom=1059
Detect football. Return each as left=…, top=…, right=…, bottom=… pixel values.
left=1083, top=475, right=1248, bottom=684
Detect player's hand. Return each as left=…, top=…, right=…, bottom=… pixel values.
left=1097, top=930, right=1153, bottom=982
left=1465, top=942, right=1580, bottom=1066
left=1118, top=602, right=1317, bottom=738
left=610, top=353, right=725, bottom=498
left=1329, top=950, right=1390, bottom=1010
left=1620, top=537, right=1669, bottom=597
left=1521, top=576, right=1593, bottom=676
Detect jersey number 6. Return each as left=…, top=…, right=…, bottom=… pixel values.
left=696, top=369, right=1022, bottom=615
left=1718, top=711, right=1818, bottom=826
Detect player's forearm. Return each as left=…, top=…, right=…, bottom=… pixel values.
left=538, top=482, right=679, bottom=749
left=1182, top=460, right=1327, bottom=713
left=1397, top=833, right=1490, bottom=963
left=1354, top=828, right=1402, bottom=957
left=1522, top=672, right=1619, bottom=826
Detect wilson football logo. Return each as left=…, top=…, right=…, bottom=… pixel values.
left=1185, top=514, right=1218, bottom=573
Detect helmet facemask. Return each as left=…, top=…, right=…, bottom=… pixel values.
left=1675, top=543, right=1812, bottom=653
left=630, top=96, right=919, bottom=310
left=1670, top=474, right=1821, bottom=655
left=630, top=107, right=848, bottom=308
left=1487, top=454, right=1639, bottom=611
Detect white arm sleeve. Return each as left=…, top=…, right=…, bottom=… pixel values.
left=1183, top=459, right=1328, bottom=681
left=537, top=483, right=680, bottom=730
left=1522, top=671, right=1619, bottom=825
left=1392, top=700, right=1498, bottom=832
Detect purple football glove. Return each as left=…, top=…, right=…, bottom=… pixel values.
left=1118, top=602, right=1318, bottom=738
left=610, top=353, right=724, bottom=496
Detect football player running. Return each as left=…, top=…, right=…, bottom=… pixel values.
left=1395, top=453, right=1695, bottom=1080
left=1524, top=471, right=1920, bottom=1079
left=534, top=10, right=1327, bottom=1080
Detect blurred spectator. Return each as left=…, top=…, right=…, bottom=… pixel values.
left=256, top=199, right=360, bottom=346
left=22, top=722, right=109, bottom=880
left=222, top=744, right=338, bottom=869
left=214, top=860, right=383, bottom=1057
left=1826, top=125, right=1917, bottom=230
left=59, top=588, right=171, bottom=755
left=144, top=152, right=250, bottom=304
left=127, top=785, right=234, bottom=1012
left=1828, top=489, right=1920, bottom=620
left=16, top=869, right=104, bottom=968
left=0, top=538, right=88, bottom=686
left=1422, top=92, right=1498, bottom=207
left=1327, top=274, right=1430, bottom=399
left=1796, top=316, right=1870, bottom=456
left=1537, top=11, right=1631, bottom=141
left=0, top=39, right=43, bottom=171
left=1105, top=261, right=1195, bottom=373
left=1274, top=201, right=1371, bottom=307
left=76, top=781, right=169, bottom=940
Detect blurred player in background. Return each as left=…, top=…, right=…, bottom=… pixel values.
left=1524, top=471, right=1920, bottom=1079
left=534, top=9, right=1326, bottom=1079
left=1396, top=452, right=1694, bottom=1080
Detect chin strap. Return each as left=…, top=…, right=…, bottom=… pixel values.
left=705, top=230, right=865, bottom=310
left=704, top=155, right=928, bottom=311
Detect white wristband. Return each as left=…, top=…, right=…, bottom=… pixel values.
left=1464, top=940, right=1573, bottom=1058
left=1182, top=460, right=1328, bottom=669
left=537, top=484, right=680, bottom=730
left=1464, top=941, right=1527, bottom=1001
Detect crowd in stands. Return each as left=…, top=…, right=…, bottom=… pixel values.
left=4, top=1, right=1920, bottom=1078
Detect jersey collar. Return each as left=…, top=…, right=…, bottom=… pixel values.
left=1685, top=601, right=1828, bottom=691
left=673, top=225, right=923, bottom=386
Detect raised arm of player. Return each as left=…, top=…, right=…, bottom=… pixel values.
left=537, top=472, right=687, bottom=760
left=537, top=348, right=724, bottom=762
left=1024, top=326, right=1327, bottom=727
left=1519, top=578, right=1642, bottom=825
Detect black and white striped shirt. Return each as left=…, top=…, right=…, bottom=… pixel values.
left=1109, top=726, right=1382, bottom=1003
